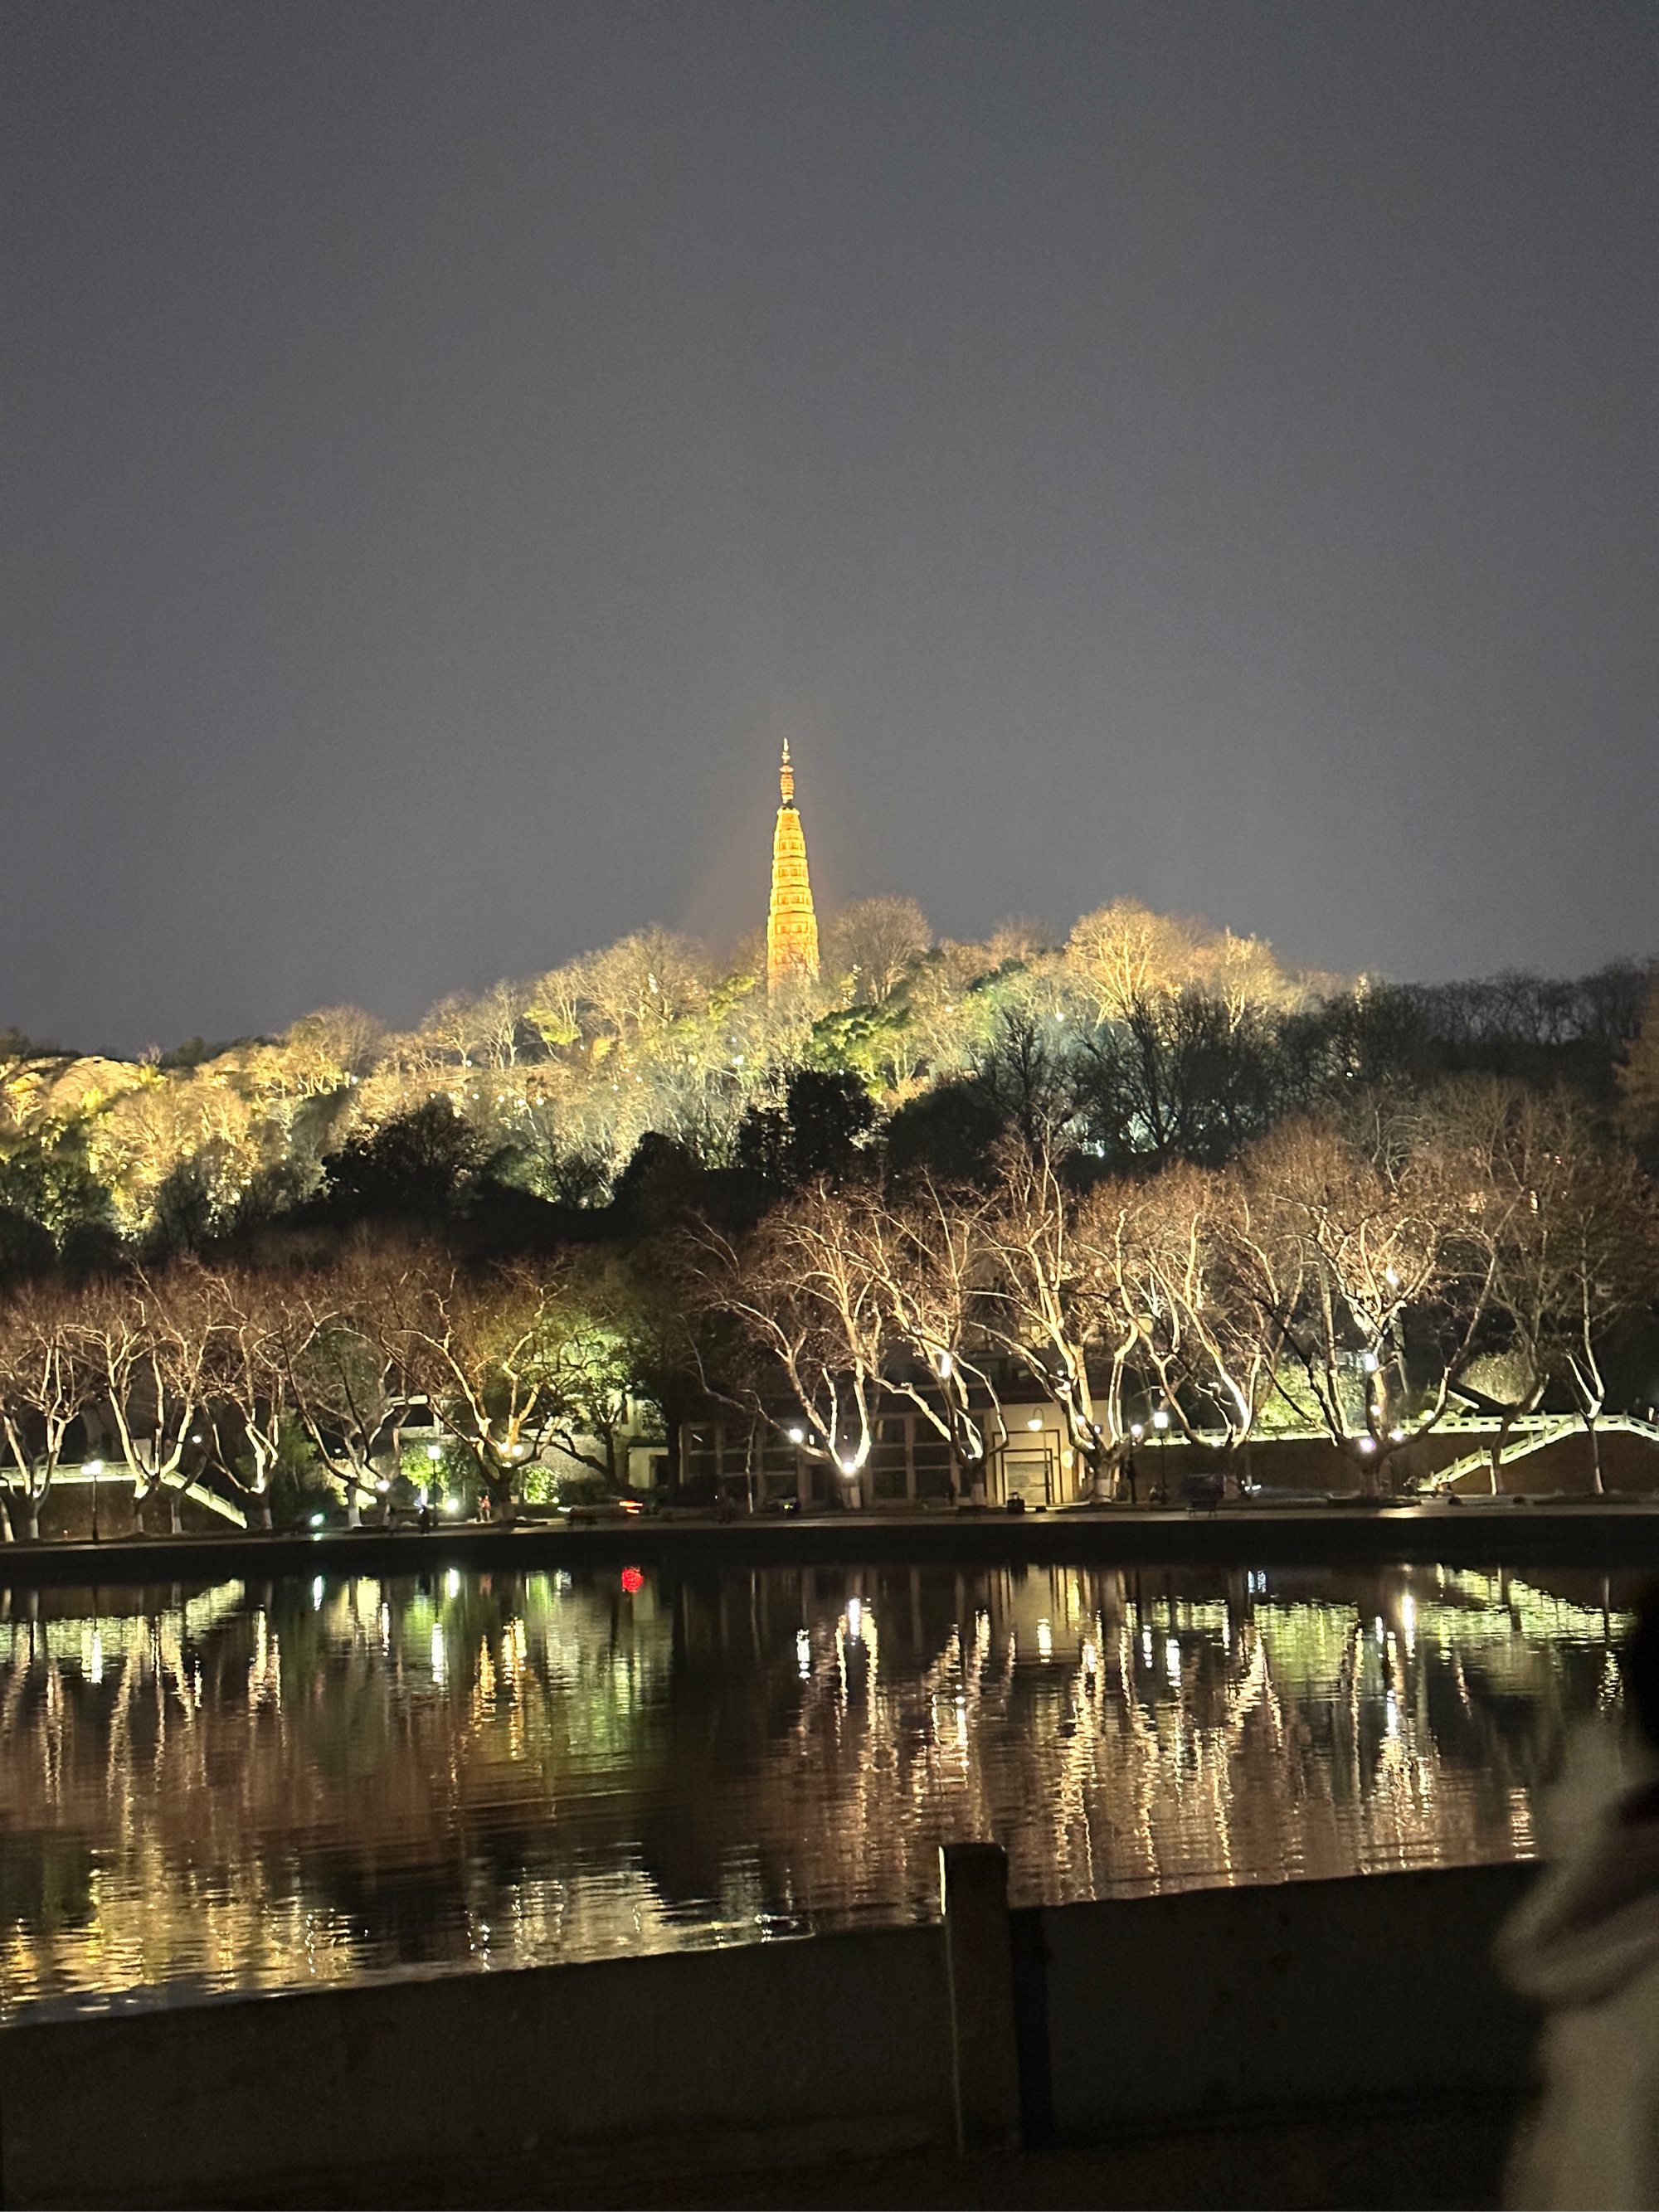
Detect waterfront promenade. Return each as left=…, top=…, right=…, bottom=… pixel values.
left=0, top=1502, right=1597, bottom=2205
left=0, top=1849, right=1535, bottom=2210
left=4, top=1495, right=1659, bottom=1588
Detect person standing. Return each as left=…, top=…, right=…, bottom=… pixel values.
left=1497, top=1591, right=1659, bottom=2208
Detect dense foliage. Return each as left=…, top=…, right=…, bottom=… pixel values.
left=2, top=898, right=1657, bottom=1529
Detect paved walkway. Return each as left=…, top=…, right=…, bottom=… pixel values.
left=240, top=2096, right=1518, bottom=2210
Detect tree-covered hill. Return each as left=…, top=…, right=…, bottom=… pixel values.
left=1, top=895, right=1655, bottom=1268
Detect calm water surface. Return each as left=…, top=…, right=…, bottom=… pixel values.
left=0, top=1558, right=1629, bottom=2018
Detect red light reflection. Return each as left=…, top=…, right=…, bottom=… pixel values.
left=620, top=1566, right=645, bottom=1595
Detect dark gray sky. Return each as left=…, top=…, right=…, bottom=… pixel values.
left=4, top=2, right=1655, bottom=1056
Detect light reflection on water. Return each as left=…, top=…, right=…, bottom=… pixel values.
left=0, top=1560, right=1629, bottom=2019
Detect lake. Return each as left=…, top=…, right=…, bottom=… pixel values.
left=0, top=1556, right=1630, bottom=2020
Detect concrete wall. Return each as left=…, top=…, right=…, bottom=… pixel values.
left=0, top=1928, right=952, bottom=2209
left=0, top=1861, right=1541, bottom=2208
left=1025, top=1862, right=1538, bottom=2141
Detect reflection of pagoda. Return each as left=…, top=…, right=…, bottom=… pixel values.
left=766, top=741, right=820, bottom=994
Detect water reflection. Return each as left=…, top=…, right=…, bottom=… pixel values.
left=0, top=1560, right=1628, bottom=2018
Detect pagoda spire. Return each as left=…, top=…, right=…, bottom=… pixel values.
left=766, top=740, right=820, bottom=994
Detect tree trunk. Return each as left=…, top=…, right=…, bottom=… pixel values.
left=1585, top=1415, right=1604, bottom=1495
left=169, top=1491, right=184, bottom=1534
left=961, top=1417, right=986, bottom=1505
left=0, top=1497, right=12, bottom=1543
left=19, top=1503, right=39, bottom=1543
left=250, top=1497, right=272, bottom=1531
left=347, top=1488, right=362, bottom=1529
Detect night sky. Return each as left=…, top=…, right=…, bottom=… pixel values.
left=4, top=2, right=1655, bottom=1057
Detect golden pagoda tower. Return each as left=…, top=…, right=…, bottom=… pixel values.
left=766, top=739, right=820, bottom=993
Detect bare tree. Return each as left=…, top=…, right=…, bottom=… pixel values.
left=1618, top=980, right=1659, bottom=1164
left=583, top=928, right=714, bottom=1040
left=523, top=960, right=591, bottom=1054
left=284, top=1248, right=407, bottom=1525
left=528, top=1273, right=640, bottom=1490
left=856, top=1172, right=1006, bottom=1500
left=1188, top=930, right=1306, bottom=1027
left=1065, top=901, right=1202, bottom=1023
left=1088, top=1163, right=1287, bottom=1478
left=193, top=1266, right=312, bottom=1529
left=985, top=918, right=1056, bottom=968
left=277, top=1005, right=387, bottom=1093
left=693, top=1182, right=891, bottom=1506
left=372, top=1254, right=575, bottom=1514
left=981, top=1142, right=1129, bottom=1498
left=970, top=1009, right=1079, bottom=1151
left=0, top=1280, right=95, bottom=1540
left=1072, top=991, right=1281, bottom=1169
left=84, top=1264, right=218, bottom=1532
left=822, top=897, right=931, bottom=1006
left=1233, top=1116, right=1503, bottom=1495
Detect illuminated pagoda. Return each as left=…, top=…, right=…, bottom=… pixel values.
left=766, top=740, right=820, bottom=993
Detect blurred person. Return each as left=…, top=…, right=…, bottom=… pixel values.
left=1497, top=1589, right=1659, bottom=2208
